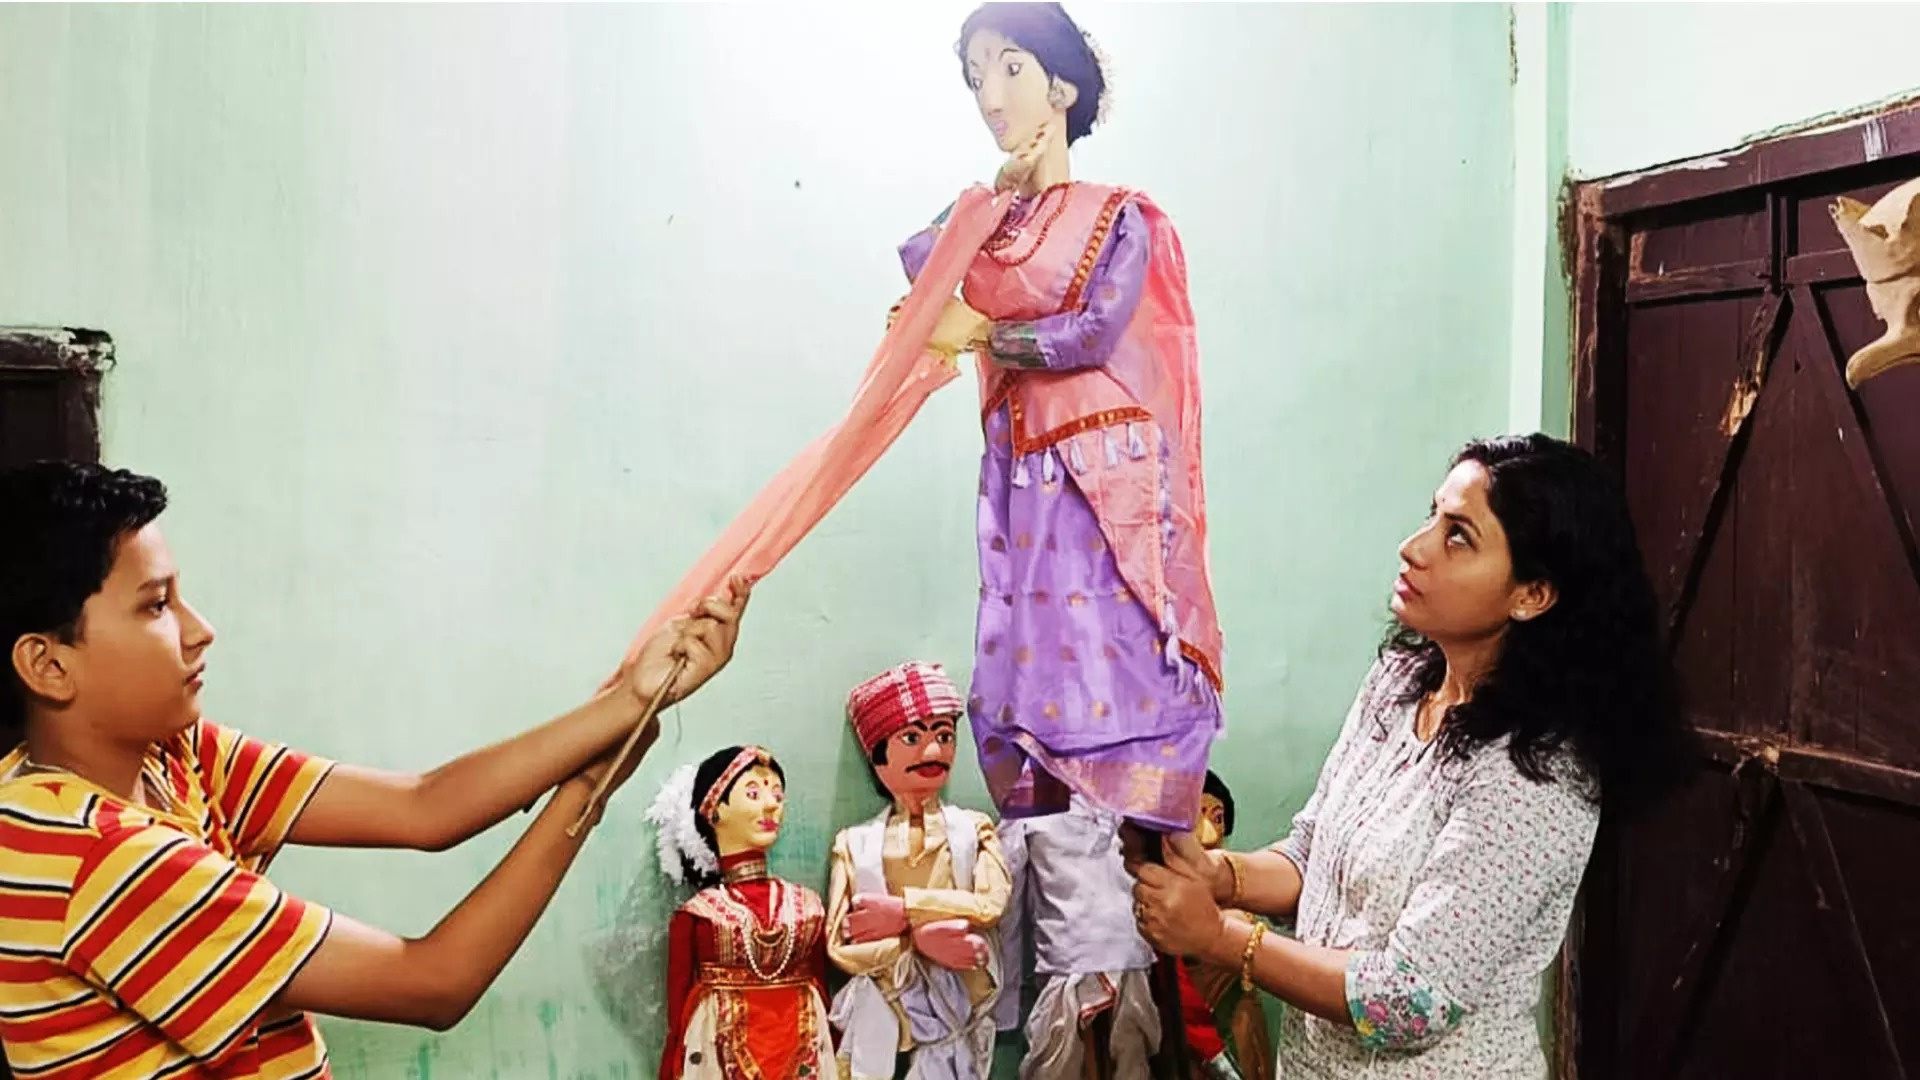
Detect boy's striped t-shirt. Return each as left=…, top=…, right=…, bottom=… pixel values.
left=0, top=721, right=336, bottom=1078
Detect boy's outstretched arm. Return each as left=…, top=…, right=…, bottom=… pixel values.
left=275, top=726, right=656, bottom=1030
left=287, top=578, right=750, bottom=852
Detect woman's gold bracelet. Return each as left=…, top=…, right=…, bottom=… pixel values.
left=1239, top=920, right=1267, bottom=993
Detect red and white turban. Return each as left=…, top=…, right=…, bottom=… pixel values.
left=847, top=660, right=964, bottom=754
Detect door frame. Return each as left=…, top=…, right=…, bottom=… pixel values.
left=0, top=327, right=115, bottom=463
left=1560, top=96, right=1920, bottom=1080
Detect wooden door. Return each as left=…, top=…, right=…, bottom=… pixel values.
left=1565, top=105, right=1920, bottom=1080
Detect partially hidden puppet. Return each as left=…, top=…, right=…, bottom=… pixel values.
left=906, top=3, right=1224, bottom=834
left=1833, top=177, right=1920, bottom=386
left=1173, top=772, right=1272, bottom=1080
left=649, top=746, right=833, bottom=1080
left=827, top=661, right=1011, bottom=1080
left=996, top=795, right=1161, bottom=1079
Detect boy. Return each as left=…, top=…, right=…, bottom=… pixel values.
left=0, top=461, right=749, bottom=1078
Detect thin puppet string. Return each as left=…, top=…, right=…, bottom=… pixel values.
left=569, top=655, right=686, bottom=836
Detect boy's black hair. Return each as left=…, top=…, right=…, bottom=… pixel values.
left=0, top=462, right=169, bottom=744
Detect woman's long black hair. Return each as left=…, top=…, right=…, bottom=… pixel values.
left=1384, top=434, right=1693, bottom=816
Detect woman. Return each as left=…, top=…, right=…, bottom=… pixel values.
left=910, top=2, right=1225, bottom=834
left=650, top=745, right=833, bottom=1080
left=1128, top=435, right=1690, bottom=1078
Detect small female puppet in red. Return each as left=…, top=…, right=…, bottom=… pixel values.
left=650, top=746, right=833, bottom=1080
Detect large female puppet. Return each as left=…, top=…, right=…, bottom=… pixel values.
left=649, top=745, right=833, bottom=1080
left=908, top=3, right=1224, bottom=832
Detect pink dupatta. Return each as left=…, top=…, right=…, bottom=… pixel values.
left=610, top=186, right=1012, bottom=676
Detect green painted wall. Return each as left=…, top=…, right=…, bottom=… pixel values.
left=1566, top=2, right=1920, bottom=179
left=1508, top=2, right=1572, bottom=437
left=0, top=3, right=1515, bottom=1075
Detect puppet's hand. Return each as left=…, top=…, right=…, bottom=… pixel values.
left=912, top=918, right=990, bottom=971
left=927, top=299, right=990, bottom=359
left=846, top=893, right=909, bottom=943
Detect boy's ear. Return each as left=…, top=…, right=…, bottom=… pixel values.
left=12, top=633, right=78, bottom=708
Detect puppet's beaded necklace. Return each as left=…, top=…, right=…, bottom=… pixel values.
left=723, top=856, right=799, bottom=980
left=984, top=183, right=1073, bottom=267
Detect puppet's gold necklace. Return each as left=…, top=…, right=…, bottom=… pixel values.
left=725, top=877, right=798, bottom=981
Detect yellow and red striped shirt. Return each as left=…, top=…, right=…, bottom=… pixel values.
left=0, top=721, right=336, bottom=1078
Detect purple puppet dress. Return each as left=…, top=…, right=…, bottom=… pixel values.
left=901, top=182, right=1224, bottom=832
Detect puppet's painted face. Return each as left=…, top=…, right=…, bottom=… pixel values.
left=874, top=716, right=959, bottom=803
left=710, top=764, right=786, bottom=856
left=1196, top=793, right=1228, bottom=850
left=964, top=28, right=1072, bottom=154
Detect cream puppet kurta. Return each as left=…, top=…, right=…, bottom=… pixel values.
left=827, top=662, right=1011, bottom=1080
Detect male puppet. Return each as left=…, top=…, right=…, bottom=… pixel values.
left=827, top=661, right=1010, bottom=1080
